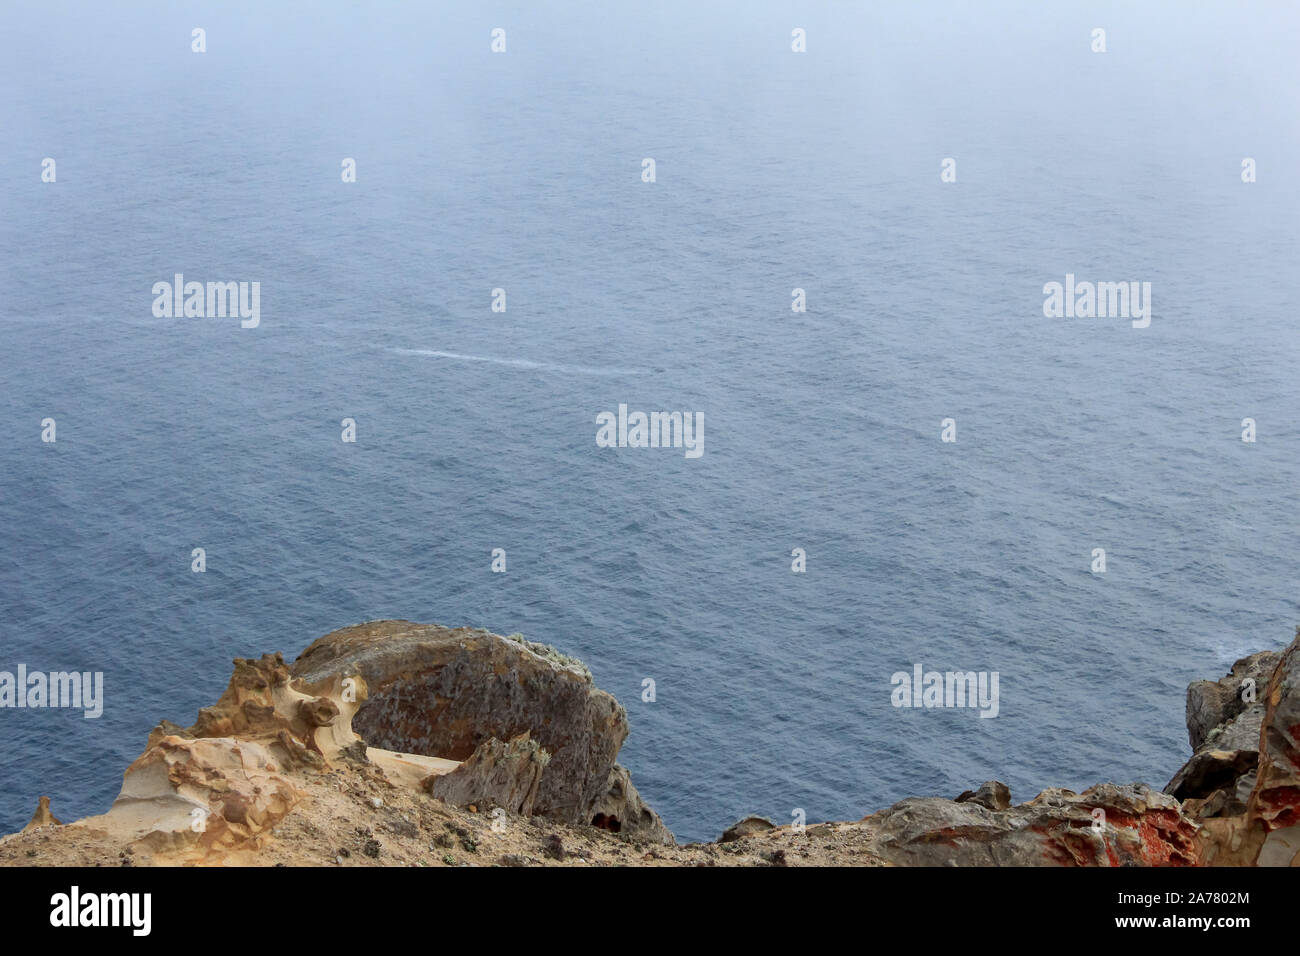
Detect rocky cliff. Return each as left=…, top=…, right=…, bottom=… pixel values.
left=3, top=620, right=1298, bottom=867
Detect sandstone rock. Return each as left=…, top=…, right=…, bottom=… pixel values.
left=65, top=652, right=370, bottom=861
left=23, top=796, right=62, bottom=830
left=1, top=624, right=669, bottom=864
left=955, top=780, right=1012, bottom=811
left=25, top=618, right=1300, bottom=868
left=1168, top=751, right=1259, bottom=817
left=863, top=783, right=1198, bottom=866
left=588, top=764, right=675, bottom=844
left=98, top=734, right=303, bottom=857
left=1246, top=629, right=1300, bottom=865
left=425, top=732, right=549, bottom=816
left=290, top=621, right=641, bottom=830
left=152, top=652, right=367, bottom=767
left=1192, top=812, right=1268, bottom=866
left=720, top=816, right=776, bottom=843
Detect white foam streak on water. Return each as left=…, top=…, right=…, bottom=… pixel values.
left=388, top=347, right=645, bottom=378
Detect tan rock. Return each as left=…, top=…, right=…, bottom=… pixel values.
left=1246, top=628, right=1300, bottom=865
left=955, top=780, right=1012, bottom=811
left=60, top=651, right=374, bottom=862
left=426, top=732, right=549, bottom=816
left=720, top=816, right=776, bottom=843
left=23, top=796, right=62, bottom=830
left=589, top=764, right=675, bottom=844
left=863, top=783, right=1199, bottom=866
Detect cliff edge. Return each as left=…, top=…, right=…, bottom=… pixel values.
left=3, top=620, right=1298, bottom=867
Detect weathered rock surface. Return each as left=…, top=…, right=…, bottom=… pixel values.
left=589, top=764, right=674, bottom=844
left=1171, top=628, right=1300, bottom=866
left=955, top=780, right=1012, bottom=812
left=291, top=621, right=670, bottom=841
left=59, top=652, right=371, bottom=861
left=1167, top=648, right=1279, bottom=815
left=99, top=734, right=303, bottom=857
left=862, top=783, right=1199, bottom=866
left=23, top=796, right=61, bottom=831
left=1185, top=650, right=1279, bottom=752
left=426, top=732, right=550, bottom=817
left=7, top=618, right=1300, bottom=867
left=1248, top=631, right=1300, bottom=865
left=720, top=816, right=776, bottom=843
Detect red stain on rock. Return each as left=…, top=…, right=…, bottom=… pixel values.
left=1257, top=785, right=1300, bottom=829
left=1053, top=808, right=1197, bottom=866
left=1032, top=823, right=1111, bottom=867
left=1135, top=810, right=1197, bottom=866
left=1102, top=836, right=1120, bottom=867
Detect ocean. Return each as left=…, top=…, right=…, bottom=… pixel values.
left=2, top=1, right=1298, bottom=843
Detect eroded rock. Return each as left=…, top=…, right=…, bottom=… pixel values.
left=66, top=652, right=370, bottom=861
left=864, top=783, right=1198, bottom=866
left=23, top=796, right=62, bottom=831
left=1185, top=650, right=1279, bottom=752
left=720, top=816, right=776, bottom=843
left=589, top=764, right=675, bottom=844
left=1167, top=649, right=1279, bottom=815
left=291, top=621, right=661, bottom=832
left=426, top=732, right=549, bottom=816
left=955, top=780, right=1012, bottom=811
left=1247, top=629, right=1300, bottom=865
left=12, top=618, right=1300, bottom=867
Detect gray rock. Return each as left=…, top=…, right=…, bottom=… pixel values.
left=719, top=816, right=776, bottom=843
left=426, top=732, right=549, bottom=816
left=588, top=764, right=675, bottom=844
left=1184, top=650, right=1279, bottom=752
left=1166, top=749, right=1258, bottom=814
left=1166, top=648, right=1281, bottom=813
left=955, top=780, right=1012, bottom=811
left=291, top=620, right=671, bottom=838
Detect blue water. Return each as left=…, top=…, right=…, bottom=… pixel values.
left=2, top=2, right=1299, bottom=844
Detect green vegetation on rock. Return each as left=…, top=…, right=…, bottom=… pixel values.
left=504, top=633, right=592, bottom=682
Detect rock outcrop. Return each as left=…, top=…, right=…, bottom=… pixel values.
left=1248, top=633, right=1300, bottom=865
left=6, top=619, right=1300, bottom=867
left=955, top=780, right=1012, bottom=812
left=1165, top=649, right=1279, bottom=816
left=1166, top=628, right=1300, bottom=866
left=23, top=796, right=61, bottom=831
left=290, top=621, right=670, bottom=841
left=424, top=732, right=549, bottom=817
left=720, top=816, right=777, bottom=843
left=589, top=764, right=675, bottom=844
left=1, top=624, right=673, bottom=863
left=861, top=783, right=1198, bottom=866
left=54, top=652, right=373, bottom=861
